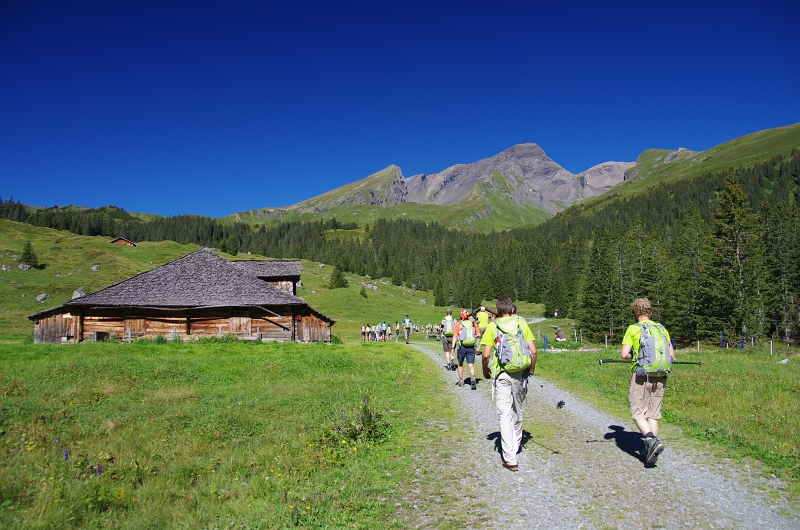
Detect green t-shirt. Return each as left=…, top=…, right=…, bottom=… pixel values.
left=477, top=310, right=490, bottom=328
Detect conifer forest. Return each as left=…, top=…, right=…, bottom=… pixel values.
left=3, top=149, right=799, bottom=345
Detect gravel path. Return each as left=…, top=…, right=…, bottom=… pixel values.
left=404, top=342, right=798, bottom=529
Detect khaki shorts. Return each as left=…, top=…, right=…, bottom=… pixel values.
left=628, top=373, right=667, bottom=422
left=442, top=336, right=453, bottom=353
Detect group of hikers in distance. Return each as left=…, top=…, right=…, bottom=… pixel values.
left=360, top=316, right=416, bottom=343
left=406, top=297, right=675, bottom=472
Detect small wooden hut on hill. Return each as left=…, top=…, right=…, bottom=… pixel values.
left=28, top=248, right=334, bottom=343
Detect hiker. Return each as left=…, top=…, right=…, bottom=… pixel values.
left=452, top=309, right=480, bottom=389
left=481, top=296, right=537, bottom=471
left=620, top=297, right=676, bottom=467
left=441, top=309, right=457, bottom=370
left=556, top=330, right=567, bottom=342
left=386, top=322, right=392, bottom=341
left=475, top=306, right=492, bottom=337
left=402, top=315, right=412, bottom=344
left=361, top=325, right=367, bottom=341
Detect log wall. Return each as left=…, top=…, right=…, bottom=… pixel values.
left=32, top=306, right=330, bottom=343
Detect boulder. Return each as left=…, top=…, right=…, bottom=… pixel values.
left=18, top=262, right=33, bottom=271
left=36, top=293, right=50, bottom=303
left=72, top=289, right=86, bottom=300
left=91, top=264, right=100, bottom=271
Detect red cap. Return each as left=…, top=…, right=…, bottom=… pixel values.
left=460, top=309, right=469, bottom=320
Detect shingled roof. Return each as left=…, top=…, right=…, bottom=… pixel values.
left=40, top=249, right=313, bottom=314
left=229, top=259, right=300, bottom=278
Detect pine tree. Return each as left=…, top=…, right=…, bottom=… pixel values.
left=762, top=201, right=799, bottom=341
left=329, top=265, right=348, bottom=289
left=226, top=236, right=239, bottom=256
left=699, top=175, right=766, bottom=341
left=20, top=240, right=38, bottom=268
left=668, top=202, right=705, bottom=341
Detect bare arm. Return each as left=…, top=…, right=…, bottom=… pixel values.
left=620, top=344, right=632, bottom=360
left=528, top=340, right=537, bottom=375
left=482, top=344, right=492, bottom=379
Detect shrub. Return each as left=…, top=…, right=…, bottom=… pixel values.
left=320, top=398, right=392, bottom=445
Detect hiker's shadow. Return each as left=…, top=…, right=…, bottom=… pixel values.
left=487, top=430, right=556, bottom=454
left=604, top=425, right=644, bottom=463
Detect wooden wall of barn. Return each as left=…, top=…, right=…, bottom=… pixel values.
left=33, top=313, right=78, bottom=344
left=33, top=306, right=331, bottom=343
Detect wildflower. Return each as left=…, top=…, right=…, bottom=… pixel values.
left=341, top=440, right=347, bottom=445
left=64, top=449, right=69, bottom=462
left=353, top=447, right=357, bottom=452
left=363, top=397, right=367, bottom=405
left=97, top=466, right=103, bottom=475
left=289, top=505, right=294, bottom=509
left=56, top=438, right=61, bottom=444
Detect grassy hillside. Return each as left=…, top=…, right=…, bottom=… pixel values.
left=0, top=220, right=545, bottom=340
left=617, top=122, right=800, bottom=199
left=0, top=220, right=199, bottom=337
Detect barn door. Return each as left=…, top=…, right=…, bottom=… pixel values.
left=124, top=318, right=146, bottom=339
left=229, top=316, right=251, bottom=337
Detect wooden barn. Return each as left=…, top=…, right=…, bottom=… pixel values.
left=109, top=237, right=137, bottom=246
left=28, top=248, right=334, bottom=344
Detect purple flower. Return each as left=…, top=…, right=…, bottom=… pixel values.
left=97, top=466, right=102, bottom=475
left=64, top=449, right=69, bottom=462
left=56, top=438, right=61, bottom=444
left=362, top=398, right=367, bottom=405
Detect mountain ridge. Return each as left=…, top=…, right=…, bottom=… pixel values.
left=243, top=144, right=634, bottom=226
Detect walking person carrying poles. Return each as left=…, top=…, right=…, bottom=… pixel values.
left=620, top=298, right=676, bottom=467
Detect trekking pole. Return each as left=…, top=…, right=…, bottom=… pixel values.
left=598, top=359, right=703, bottom=366
left=529, top=375, right=565, bottom=409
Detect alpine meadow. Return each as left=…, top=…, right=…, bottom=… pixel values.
left=1, top=122, right=799, bottom=527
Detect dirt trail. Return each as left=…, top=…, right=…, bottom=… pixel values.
left=404, top=342, right=798, bottom=529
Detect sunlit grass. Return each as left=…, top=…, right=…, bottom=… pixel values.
left=0, top=340, right=457, bottom=528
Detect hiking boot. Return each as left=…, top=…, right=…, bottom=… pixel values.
left=470, top=377, right=476, bottom=390
left=501, top=459, right=518, bottom=472
left=644, top=437, right=665, bottom=466
left=457, top=379, right=464, bottom=387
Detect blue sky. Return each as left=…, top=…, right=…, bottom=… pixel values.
left=2, top=1, right=799, bottom=218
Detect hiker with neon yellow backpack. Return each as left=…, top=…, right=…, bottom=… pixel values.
left=620, top=298, right=676, bottom=467
left=451, top=309, right=481, bottom=389
left=441, top=309, right=457, bottom=370
left=481, top=297, right=537, bottom=472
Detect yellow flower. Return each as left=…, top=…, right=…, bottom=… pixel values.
left=341, top=440, right=347, bottom=444
left=353, top=447, right=357, bottom=452
left=289, top=505, right=294, bottom=509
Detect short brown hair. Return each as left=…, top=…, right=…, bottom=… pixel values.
left=631, top=298, right=652, bottom=319
left=496, top=297, right=513, bottom=316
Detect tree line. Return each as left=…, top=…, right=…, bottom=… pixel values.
left=2, top=149, right=798, bottom=344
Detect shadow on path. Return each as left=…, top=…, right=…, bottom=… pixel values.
left=601, top=424, right=644, bottom=463
left=486, top=429, right=560, bottom=455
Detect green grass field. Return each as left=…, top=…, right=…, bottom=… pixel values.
left=0, top=340, right=462, bottom=528
left=2, top=220, right=800, bottom=526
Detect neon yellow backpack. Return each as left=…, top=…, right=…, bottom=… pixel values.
left=458, top=320, right=476, bottom=346
left=494, top=319, right=531, bottom=373
left=442, top=315, right=455, bottom=337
